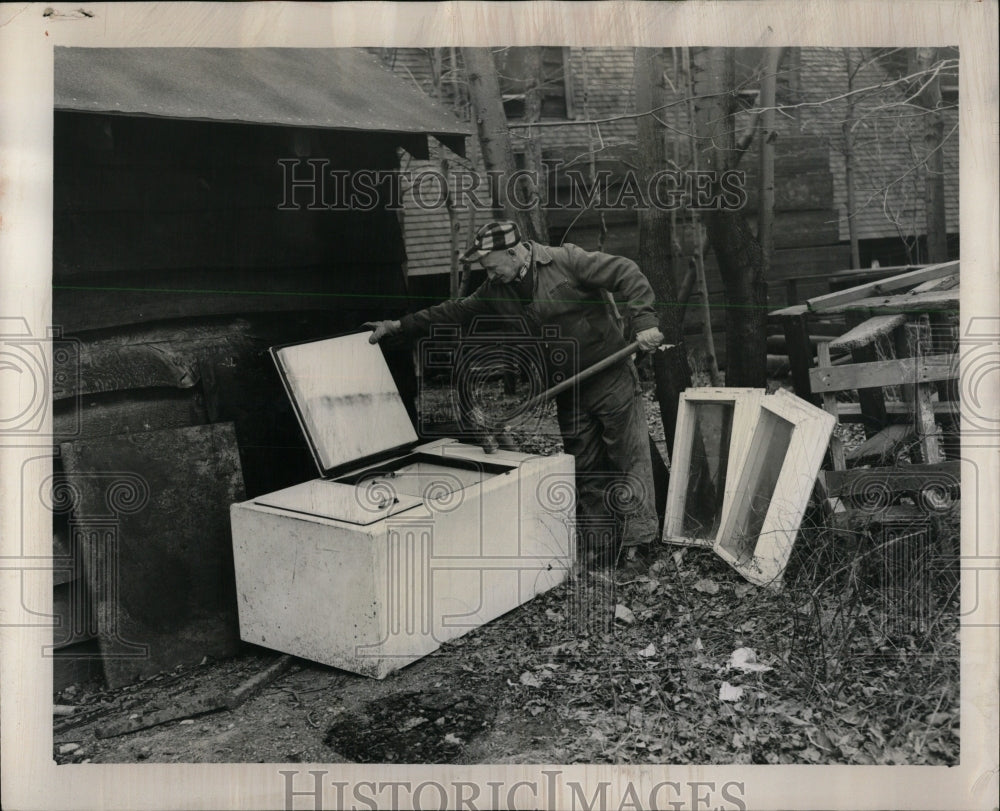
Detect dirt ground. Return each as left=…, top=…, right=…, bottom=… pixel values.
left=55, top=637, right=574, bottom=765
left=52, top=382, right=960, bottom=767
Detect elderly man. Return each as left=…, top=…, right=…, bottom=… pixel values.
left=366, top=220, right=664, bottom=571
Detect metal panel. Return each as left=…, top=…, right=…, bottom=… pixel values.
left=255, top=480, right=422, bottom=525
left=55, top=48, right=468, bottom=154
left=272, top=332, right=418, bottom=475
left=60, top=423, right=246, bottom=687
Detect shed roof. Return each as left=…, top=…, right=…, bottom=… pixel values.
left=54, top=48, right=468, bottom=157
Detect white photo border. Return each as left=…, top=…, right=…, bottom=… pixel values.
left=1, top=3, right=996, bottom=810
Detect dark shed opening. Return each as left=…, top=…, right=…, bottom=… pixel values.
left=50, top=48, right=467, bottom=688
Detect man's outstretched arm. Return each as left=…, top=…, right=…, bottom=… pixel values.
left=365, top=285, right=495, bottom=343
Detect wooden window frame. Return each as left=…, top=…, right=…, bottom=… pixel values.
left=714, top=388, right=836, bottom=587
left=498, top=46, right=573, bottom=121
left=662, top=388, right=765, bottom=548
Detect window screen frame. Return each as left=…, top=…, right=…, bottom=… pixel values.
left=662, top=388, right=765, bottom=548
left=713, top=388, right=836, bottom=587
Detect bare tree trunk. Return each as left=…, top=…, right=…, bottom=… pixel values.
left=842, top=49, right=862, bottom=269
left=580, top=50, right=610, bottom=253
left=634, top=47, right=692, bottom=456
left=459, top=120, right=480, bottom=299
left=441, top=157, right=461, bottom=298
left=757, top=48, right=782, bottom=275
left=691, top=47, right=768, bottom=388
left=461, top=47, right=543, bottom=242
left=681, top=48, right=721, bottom=385
left=428, top=53, right=462, bottom=299
left=916, top=47, right=948, bottom=263
left=520, top=47, right=549, bottom=243
left=429, top=48, right=443, bottom=93
left=693, top=224, right=721, bottom=385
left=669, top=49, right=687, bottom=321
left=448, top=47, right=461, bottom=111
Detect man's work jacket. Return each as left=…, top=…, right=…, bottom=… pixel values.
left=399, top=242, right=661, bottom=380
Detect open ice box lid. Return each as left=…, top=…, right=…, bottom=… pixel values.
left=271, top=331, right=419, bottom=477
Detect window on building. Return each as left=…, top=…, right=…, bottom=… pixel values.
left=493, top=47, right=573, bottom=120
left=871, top=47, right=959, bottom=104
left=732, top=48, right=802, bottom=109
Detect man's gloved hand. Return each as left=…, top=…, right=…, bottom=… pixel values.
left=363, top=320, right=402, bottom=344
left=635, top=326, right=665, bottom=352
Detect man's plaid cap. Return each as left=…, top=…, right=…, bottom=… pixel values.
left=460, top=220, right=522, bottom=263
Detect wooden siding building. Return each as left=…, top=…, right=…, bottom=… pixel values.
left=378, top=47, right=959, bottom=354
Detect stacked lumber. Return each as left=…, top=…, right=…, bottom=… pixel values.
left=770, top=261, right=960, bottom=531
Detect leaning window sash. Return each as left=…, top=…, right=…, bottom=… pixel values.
left=713, top=388, right=836, bottom=587
left=663, top=388, right=765, bottom=549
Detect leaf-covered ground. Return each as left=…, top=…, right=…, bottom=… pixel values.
left=56, top=377, right=960, bottom=766
left=444, top=537, right=960, bottom=765
left=415, top=375, right=960, bottom=765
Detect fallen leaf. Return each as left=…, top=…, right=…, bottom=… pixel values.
left=638, top=643, right=657, bottom=658
left=733, top=583, right=755, bottom=599
left=925, top=711, right=950, bottom=726
left=841, top=709, right=864, bottom=725
left=719, top=682, right=744, bottom=702
left=694, top=578, right=720, bottom=595
left=694, top=637, right=705, bottom=651
left=519, top=671, right=542, bottom=688
left=614, top=604, right=636, bottom=624
left=807, top=728, right=838, bottom=753
left=443, top=732, right=464, bottom=745
left=729, top=647, right=774, bottom=673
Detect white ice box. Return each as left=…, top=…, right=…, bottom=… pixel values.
left=230, top=332, right=576, bottom=678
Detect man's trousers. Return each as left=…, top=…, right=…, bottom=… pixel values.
left=555, top=360, right=659, bottom=556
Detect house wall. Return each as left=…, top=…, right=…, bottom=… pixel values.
left=796, top=47, right=960, bottom=245
left=382, top=48, right=848, bottom=369
left=382, top=47, right=958, bottom=297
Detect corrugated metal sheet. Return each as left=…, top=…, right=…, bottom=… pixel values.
left=54, top=48, right=468, bottom=155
